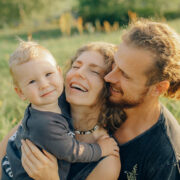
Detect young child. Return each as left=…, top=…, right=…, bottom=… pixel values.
left=1, top=41, right=118, bottom=180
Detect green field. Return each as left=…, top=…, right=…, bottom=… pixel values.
left=0, top=19, right=180, bottom=141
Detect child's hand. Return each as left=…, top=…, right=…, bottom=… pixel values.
left=97, top=135, right=119, bottom=157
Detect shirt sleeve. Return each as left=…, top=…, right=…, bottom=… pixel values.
left=1, top=155, right=14, bottom=180
left=24, top=109, right=102, bottom=163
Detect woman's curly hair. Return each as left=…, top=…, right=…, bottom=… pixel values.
left=64, top=42, right=126, bottom=133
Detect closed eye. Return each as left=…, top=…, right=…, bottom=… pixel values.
left=91, top=70, right=100, bottom=75
left=119, top=69, right=130, bottom=79
left=122, top=71, right=130, bottom=79
left=72, top=65, right=79, bottom=69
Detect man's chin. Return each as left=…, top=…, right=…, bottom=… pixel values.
left=108, top=96, right=120, bottom=103
left=106, top=98, right=123, bottom=108
left=107, top=99, right=141, bottom=109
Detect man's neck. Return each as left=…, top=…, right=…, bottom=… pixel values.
left=32, top=101, right=61, bottom=114
left=70, top=104, right=100, bottom=131
left=114, top=98, right=161, bottom=144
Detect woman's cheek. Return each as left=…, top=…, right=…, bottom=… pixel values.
left=65, top=71, right=73, bottom=84
left=93, top=79, right=104, bottom=95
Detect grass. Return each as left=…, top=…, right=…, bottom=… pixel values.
left=0, top=19, right=180, bottom=141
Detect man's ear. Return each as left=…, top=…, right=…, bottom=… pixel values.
left=150, top=81, right=170, bottom=96
left=14, top=86, right=26, bottom=100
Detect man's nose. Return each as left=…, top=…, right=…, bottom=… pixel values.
left=104, top=67, right=118, bottom=83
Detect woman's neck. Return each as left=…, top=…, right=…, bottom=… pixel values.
left=70, top=104, right=101, bottom=131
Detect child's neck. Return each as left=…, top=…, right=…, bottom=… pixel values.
left=31, top=101, right=61, bottom=114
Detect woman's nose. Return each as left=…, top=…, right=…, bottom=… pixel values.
left=75, top=67, right=86, bottom=79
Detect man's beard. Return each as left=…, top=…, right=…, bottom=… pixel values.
left=107, top=87, right=149, bottom=109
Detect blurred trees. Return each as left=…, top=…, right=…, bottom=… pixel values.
left=76, top=0, right=180, bottom=25
left=0, top=0, right=47, bottom=27
left=1, top=0, right=180, bottom=28
left=0, top=0, right=76, bottom=28
left=76, top=0, right=128, bottom=25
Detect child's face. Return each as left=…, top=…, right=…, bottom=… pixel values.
left=13, top=53, right=63, bottom=107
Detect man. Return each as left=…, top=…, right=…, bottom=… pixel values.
left=104, top=20, right=180, bottom=179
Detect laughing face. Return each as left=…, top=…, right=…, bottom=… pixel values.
left=104, top=42, right=154, bottom=108
left=65, top=50, right=107, bottom=107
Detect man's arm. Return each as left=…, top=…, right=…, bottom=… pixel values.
left=0, top=121, right=21, bottom=178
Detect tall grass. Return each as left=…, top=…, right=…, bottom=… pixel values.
left=0, top=19, right=180, bottom=141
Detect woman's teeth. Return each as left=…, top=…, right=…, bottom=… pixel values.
left=71, top=83, right=88, bottom=92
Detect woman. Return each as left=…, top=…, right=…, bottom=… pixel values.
left=0, top=42, right=124, bottom=180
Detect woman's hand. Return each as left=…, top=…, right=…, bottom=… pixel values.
left=97, top=135, right=119, bottom=158
left=21, top=139, right=60, bottom=180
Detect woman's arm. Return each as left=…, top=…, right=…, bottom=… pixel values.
left=86, top=155, right=121, bottom=180
left=21, top=139, right=60, bottom=180
left=0, top=122, right=21, bottom=178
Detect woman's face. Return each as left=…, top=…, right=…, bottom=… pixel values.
left=65, top=50, right=106, bottom=107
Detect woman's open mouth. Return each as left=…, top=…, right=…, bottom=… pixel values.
left=70, top=83, right=88, bottom=92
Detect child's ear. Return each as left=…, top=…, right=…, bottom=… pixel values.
left=57, top=66, right=62, bottom=74
left=57, top=66, right=64, bottom=79
left=14, top=86, right=26, bottom=101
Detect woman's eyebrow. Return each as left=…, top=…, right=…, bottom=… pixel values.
left=89, top=63, right=104, bottom=69
left=74, top=60, right=104, bottom=70
left=73, top=60, right=82, bottom=64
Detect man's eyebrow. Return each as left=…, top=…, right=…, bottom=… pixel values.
left=114, top=54, right=131, bottom=79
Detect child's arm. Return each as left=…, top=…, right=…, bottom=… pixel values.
left=26, top=108, right=118, bottom=163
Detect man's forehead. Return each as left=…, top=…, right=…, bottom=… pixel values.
left=115, top=42, right=155, bottom=75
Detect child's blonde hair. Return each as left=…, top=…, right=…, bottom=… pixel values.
left=9, top=40, right=56, bottom=86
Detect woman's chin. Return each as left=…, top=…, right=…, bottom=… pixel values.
left=66, top=89, right=88, bottom=99
left=66, top=96, right=99, bottom=107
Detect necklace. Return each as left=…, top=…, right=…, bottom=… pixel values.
left=74, top=125, right=99, bottom=135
